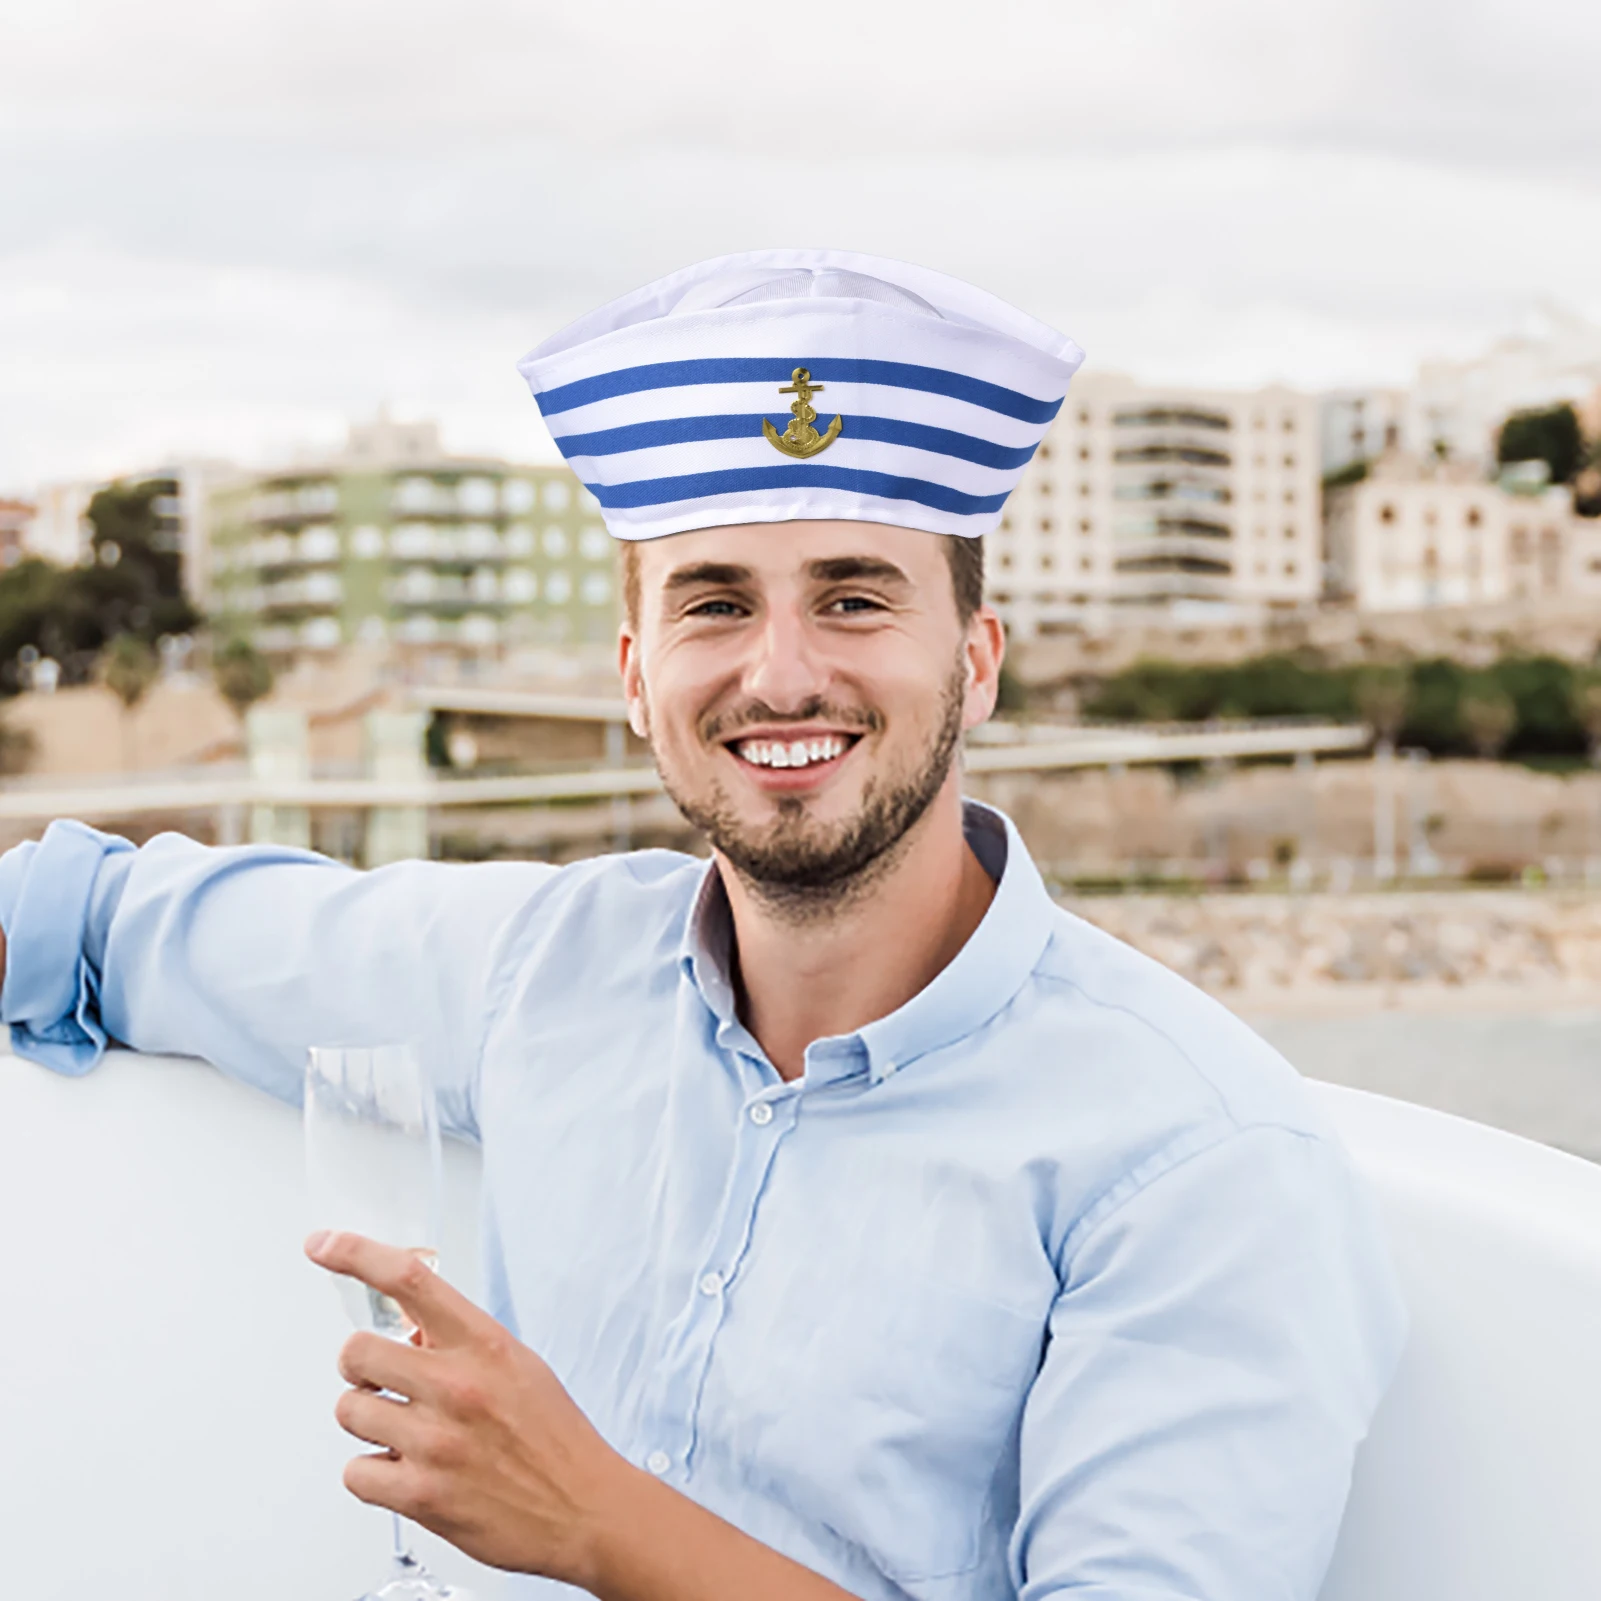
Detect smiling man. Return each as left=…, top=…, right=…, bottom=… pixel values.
left=0, top=250, right=1405, bottom=1601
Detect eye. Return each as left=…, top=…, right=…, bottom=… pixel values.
left=686, top=598, right=746, bottom=618
left=827, top=593, right=886, bottom=615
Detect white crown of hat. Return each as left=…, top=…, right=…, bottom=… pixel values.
left=517, top=248, right=1085, bottom=542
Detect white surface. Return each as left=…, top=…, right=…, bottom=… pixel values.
left=1313, top=1078, right=1601, bottom=1601
left=0, top=1048, right=499, bottom=1599
left=3, top=1050, right=1600, bottom=1598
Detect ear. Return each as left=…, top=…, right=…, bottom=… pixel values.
left=617, top=623, right=649, bottom=739
left=960, top=604, right=1005, bottom=733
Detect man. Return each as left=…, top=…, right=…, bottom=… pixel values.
left=0, top=249, right=1405, bottom=1600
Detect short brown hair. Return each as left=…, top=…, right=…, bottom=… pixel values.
left=620, top=533, right=984, bottom=629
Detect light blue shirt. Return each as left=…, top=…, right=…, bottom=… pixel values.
left=0, top=804, right=1405, bottom=1600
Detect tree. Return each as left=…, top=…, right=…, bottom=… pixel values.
left=102, top=632, right=159, bottom=770
left=1460, top=681, right=1517, bottom=760
left=1497, top=403, right=1584, bottom=485
left=1573, top=673, right=1601, bottom=767
left=1354, top=666, right=1410, bottom=750
left=212, top=636, right=275, bottom=723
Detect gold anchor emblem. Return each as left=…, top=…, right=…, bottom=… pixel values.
left=762, top=367, right=843, bottom=459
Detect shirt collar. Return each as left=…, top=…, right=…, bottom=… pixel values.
left=678, top=801, right=1057, bottom=1087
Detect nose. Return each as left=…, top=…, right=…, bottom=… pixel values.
left=741, top=599, right=829, bottom=714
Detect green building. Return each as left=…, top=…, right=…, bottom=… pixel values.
left=207, top=419, right=618, bottom=663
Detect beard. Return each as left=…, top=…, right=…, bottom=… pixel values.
left=649, top=655, right=969, bottom=918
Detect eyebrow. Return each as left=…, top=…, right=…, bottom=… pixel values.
left=806, top=556, right=912, bottom=586
left=662, top=561, right=754, bottom=592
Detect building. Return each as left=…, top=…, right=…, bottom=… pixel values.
left=1324, top=451, right=1579, bottom=612
left=1409, top=302, right=1601, bottom=469
left=991, top=373, right=1321, bottom=640
left=206, top=418, right=617, bottom=665
left=1321, top=390, right=1410, bottom=479
left=21, top=481, right=94, bottom=566
left=0, top=499, right=33, bottom=568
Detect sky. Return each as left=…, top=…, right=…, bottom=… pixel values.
left=3, top=0, right=1600, bottom=490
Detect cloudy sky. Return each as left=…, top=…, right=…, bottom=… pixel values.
left=4, top=0, right=1599, bottom=489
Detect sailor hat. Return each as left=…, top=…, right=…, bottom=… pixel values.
left=517, top=248, right=1084, bottom=542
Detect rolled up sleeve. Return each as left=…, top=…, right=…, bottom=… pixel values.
left=0, top=821, right=558, bottom=1138
left=1013, top=1123, right=1407, bottom=1601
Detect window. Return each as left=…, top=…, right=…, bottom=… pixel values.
left=1078, top=446, right=1091, bottom=462
left=1040, top=553, right=1055, bottom=571
left=1466, top=506, right=1483, bottom=528
left=458, top=477, right=498, bottom=514
left=1037, top=442, right=1053, bottom=460
left=1282, top=415, right=1296, bottom=432
left=545, top=570, right=573, bottom=603
left=1283, top=489, right=1296, bottom=504
left=542, top=526, right=569, bottom=558
left=1282, top=454, right=1296, bottom=468
left=581, top=572, right=612, bottom=605
left=1079, top=519, right=1092, bottom=534
left=299, top=525, right=340, bottom=561
left=351, top=524, right=385, bottom=560
left=1038, top=517, right=1053, bottom=534
left=1284, top=561, right=1298, bottom=575
left=504, top=569, right=537, bottom=603
left=1379, top=504, right=1396, bottom=524
left=1079, top=556, right=1093, bottom=571
left=1077, top=410, right=1090, bottom=425
left=505, top=525, right=535, bottom=556
left=1079, top=482, right=1092, bottom=497
left=1038, top=479, right=1053, bottom=496
left=502, top=479, right=536, bottom=514
left=542, top=478, right=572, bottom=512
left=1283, top=525, right=1296, bottom=540
left=579, top=525, right=609, bottom=560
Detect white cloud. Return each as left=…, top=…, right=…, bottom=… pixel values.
left=2, top=0, right=1598, bottom=488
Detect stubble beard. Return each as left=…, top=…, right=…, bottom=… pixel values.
left=650, top=656, right=969, bottom=922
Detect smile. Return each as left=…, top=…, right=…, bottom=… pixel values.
left=730, top=734, right=854, bottom=770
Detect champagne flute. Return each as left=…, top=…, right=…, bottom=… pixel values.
left=304, top=1042, right=471, bottom=1601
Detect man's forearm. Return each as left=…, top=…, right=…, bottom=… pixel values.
left=579, top=1464, right=860, bottom=1601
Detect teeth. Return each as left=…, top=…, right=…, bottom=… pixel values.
left=735, top=735, right=848, bottom=769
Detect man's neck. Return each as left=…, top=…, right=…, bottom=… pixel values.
left=718, top=783, right=997, bottom=1081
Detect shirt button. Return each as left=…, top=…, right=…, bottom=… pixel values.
left=748, top=1102, right=773, bottom=1126
left=645, top=1450, right=671, bottom=1476
left=698, top=1270, right=724, bottom=1296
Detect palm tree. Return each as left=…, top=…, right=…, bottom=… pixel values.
left=103, top=633, right=159, bottom=771
left=1354, top=666, right=1410, bottom=753
left=212, top=636, right=275, bottom=725
left=1460, top=682, right=1517, bottom=761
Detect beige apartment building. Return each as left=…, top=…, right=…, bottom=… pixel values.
left=991, top=373, right=1321, bottom=640
left=1323, top=451, right=1592, bottom=612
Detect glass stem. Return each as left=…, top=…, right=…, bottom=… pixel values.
left=392, top=1510, right=418, bottom=1572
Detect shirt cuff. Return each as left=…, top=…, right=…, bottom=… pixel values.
left=0, top=820, right=135, bottom=1075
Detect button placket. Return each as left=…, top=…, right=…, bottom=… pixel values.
left=635, top=1085, right=798, bottom=1478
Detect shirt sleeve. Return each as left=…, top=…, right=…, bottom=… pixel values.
left=0, top=819, right=560, bottom=1139
left=1013, top=1123, right=1408, bottom=1601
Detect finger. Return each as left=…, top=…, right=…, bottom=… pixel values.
left=334, top=1386, right=427, bottom=1454
left=343, top=1449, right=419, bottom=1513
left=304, top=1231, right=481, bottom=1344
left=338, top=1329, right=438, bottom=1402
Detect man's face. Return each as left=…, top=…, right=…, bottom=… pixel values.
left=618, top=521, right=1003, bottom=902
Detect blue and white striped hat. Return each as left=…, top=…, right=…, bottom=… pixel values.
left=517, top=248, right=1085, bottom=542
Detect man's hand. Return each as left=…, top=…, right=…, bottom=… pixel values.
left=306, top=1231, right=861, bottom=1601
left=304, top=1230, right=625, bottom=1585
